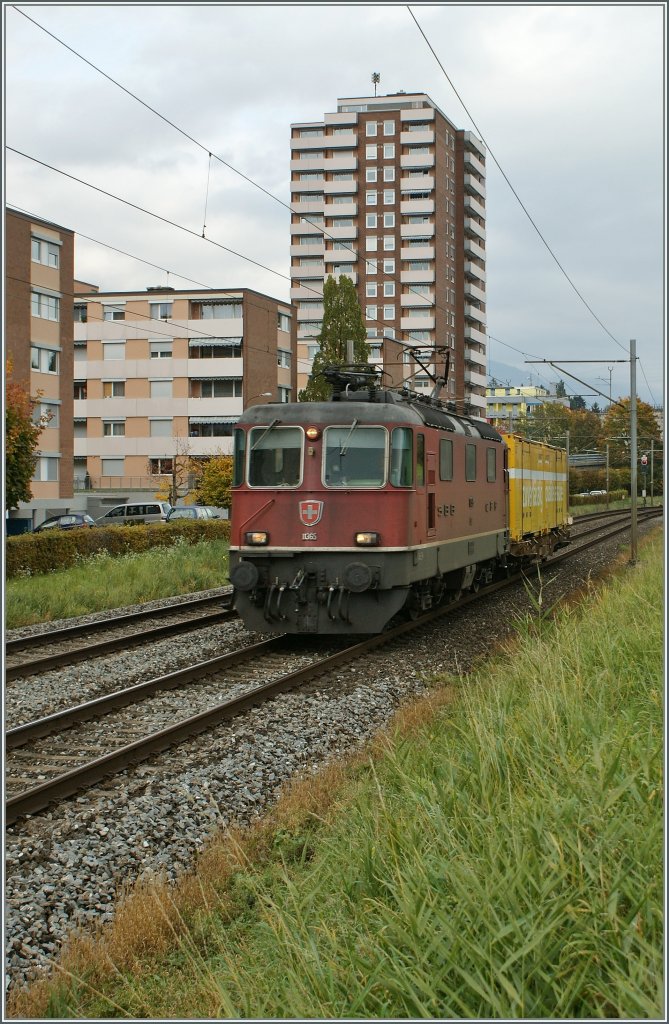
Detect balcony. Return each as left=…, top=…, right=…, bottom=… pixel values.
left=463, top=150, right=485, bottom=177
left=324, top=110, right=358, bottom=127
left=401, top=314, right=435, bottom=331
left=400, top=269, right=435, bottom=284
left=290, top=157, right=325, bottom=172
left=464, top=174, right=486, bottom=199
left=464, top=367, right=487, bottom=389
left=400, top=222, right=435, bottom=238
left=400, top=175, right=434, bottom=192
left=400, top=245, right=434, bottom=261
left=292, top=262, right=325, bottom=278
left=464, top=237, right=486, bottom=261
left=290, top=134, right=326, bottom=151
left=323, top=154, right=358, bottom=172
left=297, top=323, right=322, bottom=339
left=464, top=281, right=486, bottom=304
left=292, top=178, right=325, bottom=192
left=400, top=198, right=435, bottom=216
left=400, top=108, right=435, bottom=123
left=400, top=129, right=435, bottom=146
left=331, top=270, right=357, bottom=284
left=324, top=131, right=358, bottom=149
left=297, top=305, right=324, bottom=320
left=465, top=261, right=486, bottom=283
left=465, top=345, right=486, bottom=364
left=324, top=200, right=357, bottom=217
left=326, top=225, right=358, bottom=240
left=464, top=217, right=486, bottom=242
left=293, top=218, right=324, bottom=235
left=401, top=290, right=434, bottom=308
left=324, top=248, right=359, bottom=263
left=464, top=131, right=486, bottom=158
left=400, top=152, right=435, bottom=170
left=464, top=324, right=487, bottom=345
left=290, top=243, right=324, bottom=258
left=291, top=199, right=324, bottom=215
left=291, top=285, right=324, bottom=301
left=465, top=303, right=486, bottom=325
left=324, top=179, right=358, bottom=195
left=464, top=195, right=486, bottom=219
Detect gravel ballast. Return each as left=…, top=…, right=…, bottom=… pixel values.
left=4, top=521, right=661, bottom=992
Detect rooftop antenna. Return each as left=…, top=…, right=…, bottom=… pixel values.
left=371, top=71, right=380, bottom=96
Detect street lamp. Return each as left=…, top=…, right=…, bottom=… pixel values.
left=247, top=391, right=272, bottom=407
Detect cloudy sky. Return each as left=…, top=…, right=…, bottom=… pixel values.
left=4, top=2, right=665, bottom=406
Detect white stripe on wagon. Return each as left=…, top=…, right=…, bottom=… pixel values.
left=507, top=469, right=567, bottom=481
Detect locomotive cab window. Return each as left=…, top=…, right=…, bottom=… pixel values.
left=439, top=438, right=453, bottom=481
left=487, top=447, right=497, bottom=482
left=233, top=429, right=246, bottom=486
left=416, top=434, right=425, bottom=487
left=323, top=425, right=387, bottom=487
left=465, top=443, right=477, bottom=482
left=248, top=426, right=303, bottom=487
left=390, top=427, right=413, bottom=486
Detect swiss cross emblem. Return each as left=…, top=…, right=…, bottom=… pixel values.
left=299, top=500, right=324, bottom=526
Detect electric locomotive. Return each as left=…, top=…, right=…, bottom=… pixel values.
left=229, top=368, right=569, bottom=635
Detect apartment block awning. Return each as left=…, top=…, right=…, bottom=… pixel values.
left=189, top=417, right=238, bottom=425
left=190, top=376, right=241, bottom=382
left=189, top=338, right=242, bottom=347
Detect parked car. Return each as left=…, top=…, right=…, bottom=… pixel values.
left=589, top=490, right=607, bottom=496
left=33, top=513, right=96, bottom=533
left=166, top=506, right=221, bottom=521
left=96, top=501, right=172, bottom=526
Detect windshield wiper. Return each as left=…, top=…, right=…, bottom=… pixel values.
left=339, top=418, right=359, bottom=457
left=250, top=418, right=280, bottom=452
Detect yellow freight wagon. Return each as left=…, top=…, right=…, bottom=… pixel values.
left=505, top=434, right=571, bottom=558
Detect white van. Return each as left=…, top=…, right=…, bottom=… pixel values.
left=96, top=501, right=172, bottom=526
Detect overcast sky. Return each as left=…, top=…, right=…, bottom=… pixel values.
left=4, top=2, right=665, bottom=406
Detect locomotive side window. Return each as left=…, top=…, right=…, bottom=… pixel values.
left=439, top=438, right=453, bottom=481
left=487, top=447, right=497, bottom=482
left=390, top=427, right=413, bottom=486
left=323, top=425, right=387, bottom=487
left=416, top=433, right=425, bottom=486
left=248, top=426, right=303, bottom=487
left=233, top=429, right=246, bottom=486
left=465, top=443, right=477, bottom=482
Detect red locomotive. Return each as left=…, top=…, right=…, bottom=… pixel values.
left=229, top=369, right=570, bottom=635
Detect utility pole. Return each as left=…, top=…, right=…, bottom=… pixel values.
left=565, top=429, right=570, bottom=504
left=650, top=439, right=654, bottom=506
left=629, top=339, right=638, bottom=565
left=605, top=443, right=610, bottom=511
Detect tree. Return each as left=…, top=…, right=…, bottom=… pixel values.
left=555, top=379, right=567, bottom=397
left=299, top=275, right=370, bottom=401
left=602, top=397, right=662, bottom=467
left=193, top=455, right=233, bottom=510
left=514, top=402, right=572, bottom=445
left=569, top=394, right=586, bottom=411
left=5, top=364, right=44, bottom=511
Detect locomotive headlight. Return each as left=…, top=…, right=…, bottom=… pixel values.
left=355, top=531, right=379, bottom=546
left=305, top=426, right=321, bottom=441
left=246, top=531, right=269, bottom=545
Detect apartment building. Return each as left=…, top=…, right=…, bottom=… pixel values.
left=486, top=385, right=571, bottom=431
left=5, top=208, right=75, bottom=514
left=290, top=92, right=487, bottom=416
left=73, top=287, right=294, bottom=489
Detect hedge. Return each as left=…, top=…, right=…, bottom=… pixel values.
left=569, top=490, right=628, bottom=507
left=5, top=519, right=231, bottom=579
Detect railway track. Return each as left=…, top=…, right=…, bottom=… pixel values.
left=5, top=507, right=661, bottom=827
left=5, top=592, right=235, bottom=681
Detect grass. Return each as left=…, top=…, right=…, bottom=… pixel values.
left=6, top=529, right=664, bottom=1019
left=4, top=538, right=230, bottom=628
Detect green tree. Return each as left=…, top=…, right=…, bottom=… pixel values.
left=299, top=275, right=370, bottom=402
left=569, top=394, right=586, bottom=410
left=193, top=455, right=233, bottom=510
left=555, top=379, right=567, bottom=397
left=603, top=397, right=662, bottom=467
left=5, top=366, right=43, bottom=511
left=514, top=402, right=572, bottom=445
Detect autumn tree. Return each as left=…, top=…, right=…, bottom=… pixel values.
left=193, top=455, right=233, bottom=510
left=299, top=275, right=370, bottom=402
left=514, top=402, right=572, bottom=445
left=602, top=397, right=662, bottom=467
left=5, top=366, right=43, bottom=511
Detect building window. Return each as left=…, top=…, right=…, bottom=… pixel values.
left=383, top=144, right=395, bottom=159
left=383, top=166, right=395, bottom=182
left=383, top=213, right=395, bottom=228
left=149, top=458, right=172, bottom=475
left=383, top=236, right=395, bottom=251
left=74, top=343, right=87, bottom=362
left=192, top=379, right=242, bottom=398
left=366, top=281, right=378, bottom=298
left=278, top=312, right=291, bottom=332
left=277, top=349, right=292, bottom=368
left=149, top=301, right=173, bottom=320
left=384, top=190, right=395, bottom=205
left=365, top=305, right=378, bottom=321
left=278, top=386, right=291, bottom=403
left=33, top=456, right=59, bottom=482
left=103, top=420, right=125, bottom=436
left=366, top=190, right=377, bottom=206
left=366, top=259, right=378, bottom=275
left=366, top=236, right=378, bottom=252
left=383, top=120, right=395, bottom=136
left=73, top=421, right=87, bottom=439
left=366, top=213, right=378, bottom=229
left=103, top=304, right=125, bottom=321
left=74, top=381, right=87, bottom=400
left=30, top=346, right=59, bottom=374
left=383, top=281, right=395, bottom=297
left=103, top=342, right=125, bottom=360
left=150, top=379, right=173, bottom=398
left=32, top=402, right=59, bottom=428
left=365, top=167, right=377, bottom=182
left=299, top=171, right=324, bottom=181
left=383, top=258, right=395, bottom=273
left=102, top=380, right=125, bottom=397
left=365, top=144, right=377, bottom=160
left=383, top=305, right=395, bottom=320
left=73, top=304, right=87, bottom=322
left=299, top=127, right=323, bottom=137
left=366, top=121, right=377, bottom=136
left=31, top=238, right=60, bottom=267
left=31, top=291, right=60, bottom=322
left=150, top=418, right=173, bottom=437
left=150, top=339, right=173, bottom=358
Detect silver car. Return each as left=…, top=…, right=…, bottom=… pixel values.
left=166, top=506, right=221, bottom=521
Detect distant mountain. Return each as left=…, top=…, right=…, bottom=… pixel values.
left=487, top=358, right=527, bottom=388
